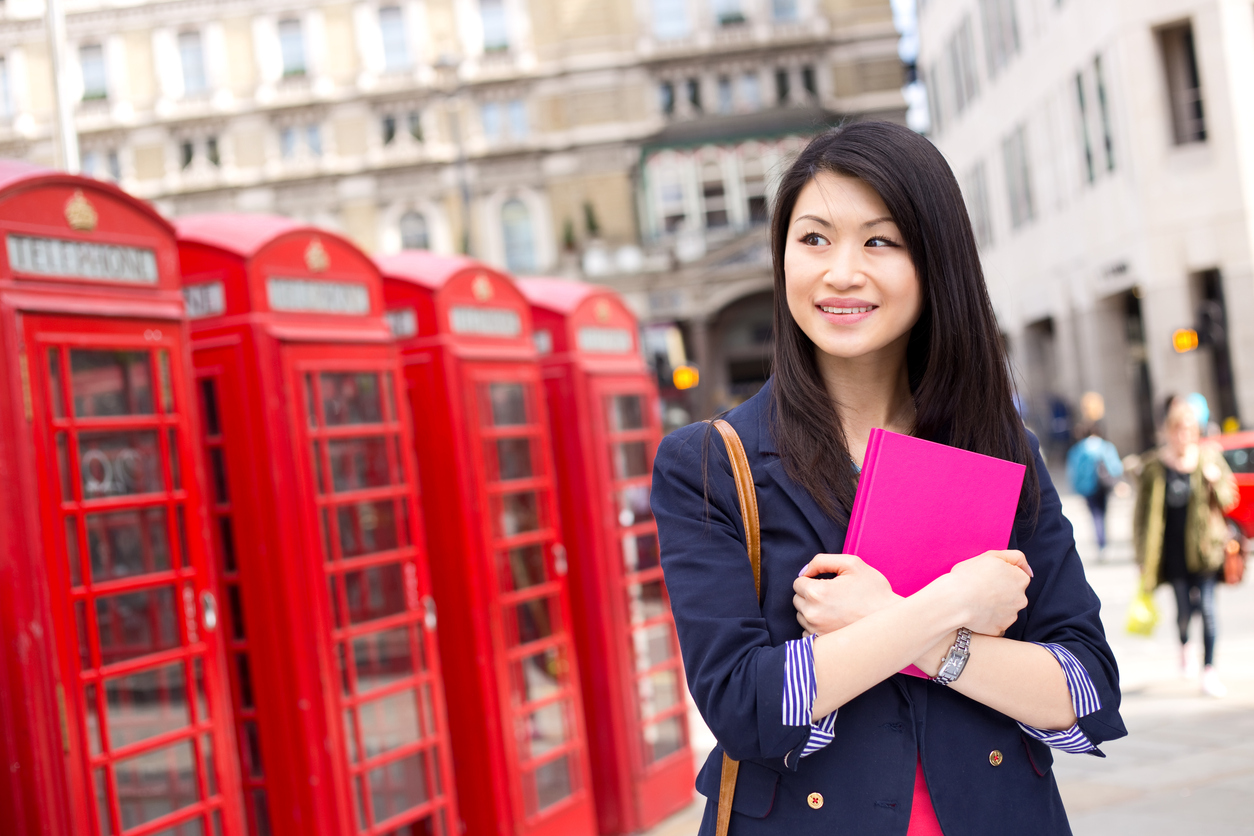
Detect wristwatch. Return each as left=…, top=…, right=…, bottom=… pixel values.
left=931, top=627, right=972, bottom=685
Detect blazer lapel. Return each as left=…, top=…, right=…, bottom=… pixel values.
left=761, top=457, right=848, bottom=556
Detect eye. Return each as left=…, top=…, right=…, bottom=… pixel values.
left=866, top=236, right=899, bottom=248
left=801, top=232, right=829, bottom=246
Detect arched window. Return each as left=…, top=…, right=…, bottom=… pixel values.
left=399, top=211, right=429, bottom=250
left=501, top=199, right=535, bottom=274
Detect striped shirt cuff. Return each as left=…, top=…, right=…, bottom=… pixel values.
left=782, top=635, right=838, bottom=758
left=1017, top=643, right=1101, bottom=754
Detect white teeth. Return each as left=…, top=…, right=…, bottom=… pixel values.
left=820, top=306, right=873, bottom=314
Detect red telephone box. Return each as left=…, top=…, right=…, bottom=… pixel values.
left=0, top=162, right=245, bottom=836
left=518, top=279, right=692, bottom=834
left=175, top=216, right=457, bottom=836
left=377, top=253, right=597, bottom=836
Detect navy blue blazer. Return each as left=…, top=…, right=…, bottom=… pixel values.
left=652, top=380, right=1126, bottom=836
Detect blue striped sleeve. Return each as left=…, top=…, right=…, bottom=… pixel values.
left=1017, top=642, right=1102, bottom=754
left=781, top=635, right=838, bottom=757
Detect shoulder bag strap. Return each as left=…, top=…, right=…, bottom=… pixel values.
left=709, top=419, right=761, bottom=836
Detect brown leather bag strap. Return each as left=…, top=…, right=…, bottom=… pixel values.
left=709, top=419, right=761, bottom=836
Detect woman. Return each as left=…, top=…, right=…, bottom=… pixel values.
left=1133, top=396, right=1237, bottom=697
left=651, top=122, right=1125, bottom=836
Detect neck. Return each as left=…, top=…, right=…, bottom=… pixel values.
left=815, top=339, right=915, bottom=466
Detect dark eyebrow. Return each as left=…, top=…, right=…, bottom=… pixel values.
left=863, top=216, right=896, bottom=228
left=792, top=214, right=833, bottom=228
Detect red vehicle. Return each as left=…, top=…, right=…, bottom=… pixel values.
left=378, top=253, right=597, bottom=836
left=518, top=278, right=693, bottom=835
left=0, top=164, right=245, bottom=836
left=1218, top=431, right=1254, bottom=538
left=176, top=216, right=457, bottom=836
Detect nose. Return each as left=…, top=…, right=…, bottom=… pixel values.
left=823, top=239, right=867, bottom=290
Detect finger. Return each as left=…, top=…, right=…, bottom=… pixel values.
left=993, top=549, right=1034, bottom=578
left=799, top=553, right=865, bottom=578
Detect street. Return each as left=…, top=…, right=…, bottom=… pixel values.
left=646, top=486, right=1254, bottom=835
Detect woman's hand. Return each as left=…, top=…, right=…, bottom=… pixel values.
left=935, top=550, right=1032, bottom=636
left=793, top=554, right=901, bottom=636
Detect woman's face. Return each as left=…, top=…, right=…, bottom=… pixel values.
left=784, top=172, right=922, bottom=365
left=1166, top=408, right=1200, bottom=453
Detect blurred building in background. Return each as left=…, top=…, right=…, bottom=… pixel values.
left=0, top=0, right=905, bottom=426
left=918, top=0, right=1254, bottom=456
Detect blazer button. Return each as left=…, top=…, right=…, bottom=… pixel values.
left=807, top=792, right=824, bottom=809
left=989, top=750, right=1004, bottom=767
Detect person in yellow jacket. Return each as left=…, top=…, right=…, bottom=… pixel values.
left=1133, top=396, right=1238, bottom=697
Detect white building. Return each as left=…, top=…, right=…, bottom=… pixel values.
left=917, top=0, right=1254, bottom=456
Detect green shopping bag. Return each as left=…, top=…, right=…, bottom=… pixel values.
left=1126, top=588, right=1158, bottom=636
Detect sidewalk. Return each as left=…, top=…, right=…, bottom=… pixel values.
left=643, top=486, right=1254, bottom=835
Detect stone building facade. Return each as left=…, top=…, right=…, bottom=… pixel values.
left=918, top=0, right=1254, bottom=457
left=0, top=0, right=904, bottom=424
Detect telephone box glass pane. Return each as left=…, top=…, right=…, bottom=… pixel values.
left=526, top=756, right=573, bottom=815
left=85, top=683, right=103, bottom=755
left=639, top=669, right=680, bottom=719
left=344, top=563, right=406, bottom=624
left=615, top=486, right=653, bottom=528
left=236, top=654, right=255, bottom=709
left=499, top=545, right=546, bottom=591
left=613, top=441, right=649, bottom=479
left=202, top=734, right=218, bottom=796
left=115, top=738, right=199, bottom=829
left=512, top=649, right=561, bottom=704
left=200, top=379, right=221, bottom=437
left=104, top=661, right=191, bottom=748
left=492, top=438, right=534, bottom=481
left=644, top=716, right=684, bottom=763
left=70, top=350, right=154, bottom=417
left=626, top=580, right=667, bottom=624
left=633, top=624, right=673, bottom=670
left=368, top=752, right=429, bottom=823
left=519, top=703, right=567, bottom=758
left=48, top=348, right=66, bottom=418
left=242, top=720, right=264, bottom=778
left=358, top=690, right=421, bottom=757
left=607, top=395, right=644, bottom=431
left=157, top=350, right=173, bottom=413
left=79, top=430, right=163, bottom=498
left=321, top=373, right=383, bottom=425
left=65, top=517, right=83, bottom=586
left=338, top=501, right=400, bottom=557
left=168, top=430, right=182, bottom=491
left=497, top=491, right=540, bottom=536
left=621, top=533, right=660, bottom=572
left=86, top=507, right=171, bottom=582
left=56, top=432, right=73, bottom=499
left=96, top=586, right=180, bottom=665
left=512, top=597, right=557, bottom=645
left=209, top=448, right=228, bottom=503
left=329, top=437, right=392, bottom=491
left=148, top=818, right=205, bottom=836
left=353, top=627, right=416, bottom=692
left=95, top=768, right=113, bottom=835
left=486, top=383, right=527, bottom=426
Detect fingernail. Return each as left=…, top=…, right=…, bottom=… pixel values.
left=1026, top=564, right=1035, bottom=578
left=798, top=564, right=808, bottom=577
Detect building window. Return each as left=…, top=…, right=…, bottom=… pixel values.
left=278, top=19, right=306, bottom=77
left=178, top=137, right=221, bottom=170
left=80, top=43, right=107, bottom=100
left=1158, top=21, right=1205, bottom=145
left=1075, top=72, right=1095, bottom=184
left=1094, top=56, right=1115, bottom=172
left=482, top=100, right=527, bottom=145
left=945, top=15, right=979, bottom=116
left=400, top=211, right=429, bottom=250
left=280, top=124, right=322, bottom=159
left=382, top=111, right=423, bottom=145
left=82, top=149, right=120, bottom=181
left=802, top=65, right=816, bottom=98
left=775, top=69, right=789, bottom=104
left=713, top=0, right=744, bottom=26
left=379, top=6, right=410, bottom=71
left=717, top=76, right=733, bottom=114
left=508, top=100, right=528, bottom=138
left=659, top=81, right=675, bottom=116
left=502, top=199, right=536, bottom=274
left=743, top=154, right=767, bottom=224
left=382, top=114, right=397, bottom=144
left=740, top=72, right=761, bottom=110
left=652, top=0, right=691, bottom=40
left=686, top=78, right=701, bottom=112
left=923, top=62, right=942, bottom=134
left=978, top=0, right=1020, bottom=79
left=659, top=173, right=686, bottom=233
left=701, top=159, right=728, bottom=228
left=772, top=0, right=798, bottom=22
left=0, top=56, right=11, bottom=117
left=179, top=31, right=207, bottom=95
left=1002, top=124, right=1035, bottom=229
left=964, top=161, right=992, bottom=248
left=408, top=111, right=423, bottom=142
left=481, top=0, right=509, bottom=52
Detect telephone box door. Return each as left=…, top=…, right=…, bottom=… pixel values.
left=23, top=313, right=242, bottom=836
left=467, top=363, right=592, bottom=836
left=283, top=343, right=456, bottom=836
left=590, top=376, right=689, bottom=816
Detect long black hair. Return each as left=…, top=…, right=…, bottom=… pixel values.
left=769, top=121, right=1039, bottom=524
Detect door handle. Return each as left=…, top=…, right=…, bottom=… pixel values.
left=552, top=543, right=568, bottom=577
left=201, top=591, right=218, bottom=632
left=422, top=595, right=438, bottom=631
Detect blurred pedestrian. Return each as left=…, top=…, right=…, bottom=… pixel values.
left=1133, top=395, right=1238, bottom=696
left=1066, top=419, right=1123, bottom=556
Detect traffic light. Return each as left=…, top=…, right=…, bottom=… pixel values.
left=1172, top=328, right=1199, bottom=353
left=672, top=365, right=700, bottom=390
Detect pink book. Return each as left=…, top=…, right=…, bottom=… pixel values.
left=846, top=429, right=1027, bottom=677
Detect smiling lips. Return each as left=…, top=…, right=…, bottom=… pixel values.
left=820, top=305, right=874, bottom=314
left=816, top=299, right=878, bottom=324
